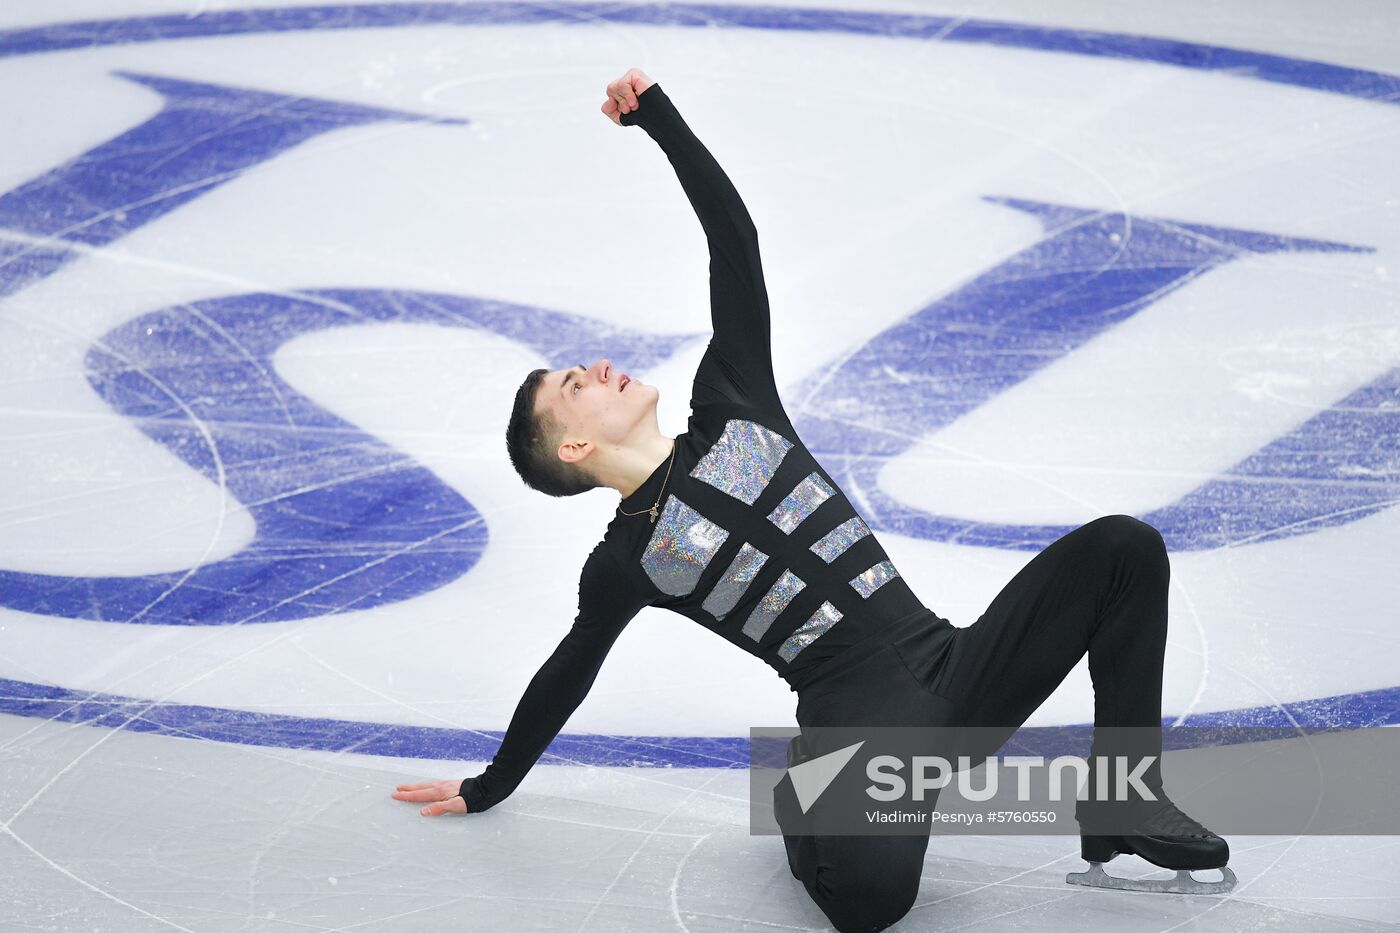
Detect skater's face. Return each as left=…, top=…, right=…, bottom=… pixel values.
left=536, top=358, right=659, bottom=468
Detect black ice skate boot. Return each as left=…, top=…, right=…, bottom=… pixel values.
left=1069, top=796, right=1236, bottom=895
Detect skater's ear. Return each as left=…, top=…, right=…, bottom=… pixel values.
left=555, top=437, right=595, bottom=468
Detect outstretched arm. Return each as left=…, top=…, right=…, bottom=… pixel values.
left=392, top=544, right=648, bottom=815
left=608, top=69, right=784, bottom=416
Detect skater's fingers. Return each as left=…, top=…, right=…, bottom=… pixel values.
left=393, top=779, right=456, bottom=802
left=392, top=786, right=449, bottom=803
left=607, top=73, right=644, bottom=113
left=625, top=68, right=652, bottom=100
left=601, top=97, right=620, bottom=124
left=421, top=796, right=468, bottom=817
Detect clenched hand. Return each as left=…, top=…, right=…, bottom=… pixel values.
left=601, top=67, right=654, bottom=125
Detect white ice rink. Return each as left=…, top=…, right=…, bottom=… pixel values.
left=1, top=1, right=1397, bottom=929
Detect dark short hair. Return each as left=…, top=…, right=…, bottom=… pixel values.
left=506, top=367, right=601, bottom=497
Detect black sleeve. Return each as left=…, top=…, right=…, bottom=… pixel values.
left=458, top=545, right=648, bottom=813
left=621, top=82, right=785, bottom=416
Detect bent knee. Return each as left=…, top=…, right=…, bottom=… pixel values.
left=1085, top=514, right=1168, bottom=574
left=812, top=866, right=919, bottom=932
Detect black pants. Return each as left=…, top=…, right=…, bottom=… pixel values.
left=778, top=515, right=1171, bottom=933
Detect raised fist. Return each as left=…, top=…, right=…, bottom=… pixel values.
left=602, top=67, right=654, bottom=125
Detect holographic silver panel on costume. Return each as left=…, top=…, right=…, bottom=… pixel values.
left=767, top=472, right=836, bottom=535
left=689, top=419, right=794, bottom=505
left=850, top=560, right=899, bottom=598
left=778, top=601, right=843, bottom=662
left=810, top=516, right=872, bottom=563
left=640, top=495, right=729, bottom=597
left=741, top=569, right=805, bottom=642
left=701, top=542, right=768, bottom=621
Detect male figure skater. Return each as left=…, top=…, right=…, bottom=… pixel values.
left=393, top=68, right=1233, bottom=931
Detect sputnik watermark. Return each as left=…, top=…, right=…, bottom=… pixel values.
left=866, top=755, right=1157, bottom=804
left=750, top=724, right=1400, bottom=836
left=866, top=810, right=1056, bottom=825
left=859, top=754, right=1153, bottom=827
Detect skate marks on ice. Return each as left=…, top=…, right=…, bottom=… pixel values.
left=0, top=714, right=825, bottom=932
left=914, top=835, right=1397, bottom=931
left=0, top=2, right=1398, bottom=932
left=4, top=714, right=1395, bottom=932
left=786, top=196, right=1389, bottom=553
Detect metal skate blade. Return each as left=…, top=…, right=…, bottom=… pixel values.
left=1066, top=862, right=1237, bottom=895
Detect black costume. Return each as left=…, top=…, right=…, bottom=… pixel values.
left=459, top=83, right=1189, bottom=932
left=459, top=81, right=940, bottom=812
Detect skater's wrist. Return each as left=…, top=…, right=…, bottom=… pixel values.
left=458, top=775, right=493, bottom=813
left=619, top=83, right=669, bottom=128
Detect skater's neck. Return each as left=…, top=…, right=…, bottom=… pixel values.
left=607, top=429, right=676, bottom=500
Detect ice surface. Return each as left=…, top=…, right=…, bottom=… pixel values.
left=1, top=1, right=1397, bottom=929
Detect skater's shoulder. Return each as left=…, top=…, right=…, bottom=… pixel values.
left=687, top=397, right=797, bottom=443
left=592, top=521, right=649, bottom=577
left=578, top=529, right=657, bottom=613
left=580, top=532, right=633, bottom=586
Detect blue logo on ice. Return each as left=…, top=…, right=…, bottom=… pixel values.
left=0, top=24, right=1392, bottom=623
left=0, top=71, right=690, bottom=625
left=0, top=5, right=1396, bottom=755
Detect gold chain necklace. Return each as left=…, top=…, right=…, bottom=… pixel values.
left=617, top=440, right=676, bottom=524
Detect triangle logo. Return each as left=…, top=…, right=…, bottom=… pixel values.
left=789, top=741, right=866, bottom=814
